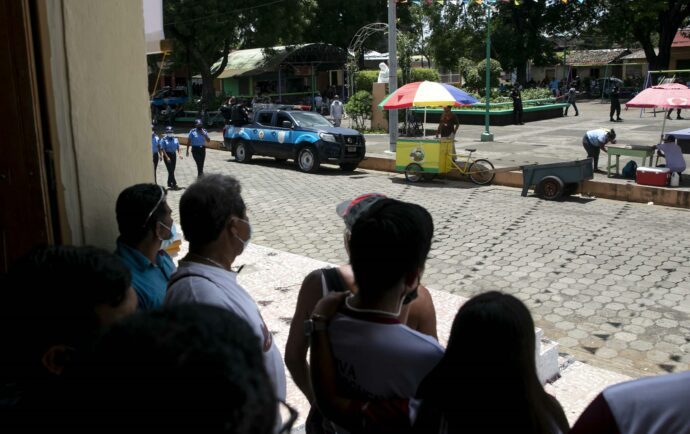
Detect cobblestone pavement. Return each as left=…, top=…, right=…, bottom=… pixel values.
left=161, top=148, right=690, bottom=377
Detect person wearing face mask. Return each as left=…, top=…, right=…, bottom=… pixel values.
left=160, top=126, right=183, bottom=190
left=304, top=198, right=442, bottom=433
left=115, top=184, right=177, bottom=311
left=285, top=194, right=438, bottom=434
left=186, top=119, right=210, bottom=177
left=164, top=174, right=286, bottom=403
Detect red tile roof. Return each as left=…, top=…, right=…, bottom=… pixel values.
left=672, top=30, right=690, bottom=48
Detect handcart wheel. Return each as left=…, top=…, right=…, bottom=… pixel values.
left=468, top=159, right=496, bottom=185
left=404, top=163, right=424, bottom=183
left=537, top=176, right=564, bottom=200
left=563, top=183, right=578, bottom=197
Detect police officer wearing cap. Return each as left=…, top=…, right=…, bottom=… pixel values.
left=160, top=126, right=183, bottom=190
left=187, top=119, right=210, bottom=177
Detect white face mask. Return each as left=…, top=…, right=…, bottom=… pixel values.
left=232, top=218, right=252, bottom=251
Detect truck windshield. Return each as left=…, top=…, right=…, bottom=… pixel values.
left=291, top=112, right=333, bottom=128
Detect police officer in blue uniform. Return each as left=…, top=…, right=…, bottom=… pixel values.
left=151, top=125, right=165, bottom=184
left=160, top=126, right=183, bottom=190
left=187, top=119, right=210, bottom=177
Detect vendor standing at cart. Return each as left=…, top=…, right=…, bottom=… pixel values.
left=436, top=106, right=459, bottom=139
left=583, top=128, right=616, bottom=173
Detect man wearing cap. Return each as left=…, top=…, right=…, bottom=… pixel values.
left=330, top=95, right=344, bottom=127
left=304, top=197, right=443, bottom=431
left=160, top=126, right=183, bottom=190
left=583, top=128, right=616, bottom=173
left=187, top=119, right=211, bottom=177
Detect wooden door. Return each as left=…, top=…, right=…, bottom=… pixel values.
left=0, top=0, right=57, bottom=272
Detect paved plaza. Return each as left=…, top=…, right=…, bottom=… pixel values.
left=162, top=100, right=690, bottom=380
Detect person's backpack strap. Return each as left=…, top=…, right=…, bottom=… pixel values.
left=168, top=272, right=216, bottom=289
left=321, top=267, right=347, bottom=295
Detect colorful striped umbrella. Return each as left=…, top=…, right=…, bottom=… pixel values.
left=379, top=81, right=478, bottom=109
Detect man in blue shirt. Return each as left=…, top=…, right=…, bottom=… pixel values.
left=151, top=125, right=165, bottom=184
left=115, top=183, right=177, bottom=310
left=187, top=119, right=211, bottom=177
left=583, top=128, right=616, bottom=173
left=160, top=126, right=183, bottom=189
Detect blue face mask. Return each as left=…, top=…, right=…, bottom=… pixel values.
left=158, top=221, right=177, bottom=250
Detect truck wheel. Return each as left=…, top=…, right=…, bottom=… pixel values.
left=339, top=163, right=358, bottom=172
left=235, top=141, right=252, bottom=163
left=537, top=176, right=564, bottom=200
left=297, top=146, right=320, bottom=173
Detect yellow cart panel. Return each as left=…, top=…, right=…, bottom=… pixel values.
left=395, top=138, right=453, bottom=174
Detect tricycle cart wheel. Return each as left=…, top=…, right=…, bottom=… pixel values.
left=404, top=163, right=423, bottom=183
left=469, top=159, right=495, bottom=185
left=537, top=176, right=564, bottom=200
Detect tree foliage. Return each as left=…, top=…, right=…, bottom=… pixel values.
left=425, top=1, right=591, bottom=84
left=591, top=0, right=690, bottom=71
left=463, top=58, right=503, bottom=92
left=302, top=0, right=414, bottom=50
left=345, top=90, right=372, bottom=130
left=163, top=0, right=315, bottom=103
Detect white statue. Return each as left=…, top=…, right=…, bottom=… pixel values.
left=377, top=62, right=389, bottom=84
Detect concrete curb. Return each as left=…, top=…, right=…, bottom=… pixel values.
left=180, top=137, right=690, bottom=208
left=357, top=155, right=690, bottom=209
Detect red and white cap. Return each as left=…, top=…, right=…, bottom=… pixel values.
left=336, top=193, right=387, bottom=229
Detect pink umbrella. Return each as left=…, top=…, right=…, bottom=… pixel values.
left=625, top=83, right=690, bottom=109
left=626, top=83, right=690, bottom=141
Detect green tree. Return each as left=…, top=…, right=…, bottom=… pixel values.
left=398, top=32, right=415, bottom=85
left=463, top=59, right=502, bottom=92
left=303, top=0, right=414, bottom=50
left=425, top=2, right=484, bottom=70
left=492, top=0, right=592, bottom=84
left=163, top=0, right=315, bottom=103
left=344, top=90, right=372, bottom=130
left=592, top=0, right=690, bottom=71
left=425, top=1, right=590, bottom=84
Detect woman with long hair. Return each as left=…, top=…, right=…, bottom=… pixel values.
left=309, top=291, right=568, bottom=434
left=413, top=291, right=568, bottom=434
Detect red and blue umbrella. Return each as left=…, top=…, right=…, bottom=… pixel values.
left=379, top=81, right=478, bottom=109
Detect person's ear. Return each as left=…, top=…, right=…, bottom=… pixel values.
left=404, top=268, right=422, bottom=288
left=41, top=345, right=75, bottom=376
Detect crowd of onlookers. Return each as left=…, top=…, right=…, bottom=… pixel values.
left=1, top=174, right=688, bottom=433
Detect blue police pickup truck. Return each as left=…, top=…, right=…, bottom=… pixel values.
left=223, top=109, right=365, bottom=173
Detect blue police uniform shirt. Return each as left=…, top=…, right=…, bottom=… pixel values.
left=151, top=133, right=160, bottom=154
left=161, top=136, right=180, bottom=153
left=115, top=238, right=176, bottom=310
left=188, top=128, right=209, bottom=147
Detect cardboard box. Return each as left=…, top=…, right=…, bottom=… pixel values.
left=636, top=167, right=670, bottom=187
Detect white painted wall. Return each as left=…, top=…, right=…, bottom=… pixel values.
left=44, top=0, right=152, bottom=248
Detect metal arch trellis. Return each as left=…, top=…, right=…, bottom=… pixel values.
left=347, top=23, right=389, bottom=97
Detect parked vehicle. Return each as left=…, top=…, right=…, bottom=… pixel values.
left=150, top=86, right=189, bottom=108
left=223, top=110, right=365, bottom=173
left=151, top=86, right=189, bottom=125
